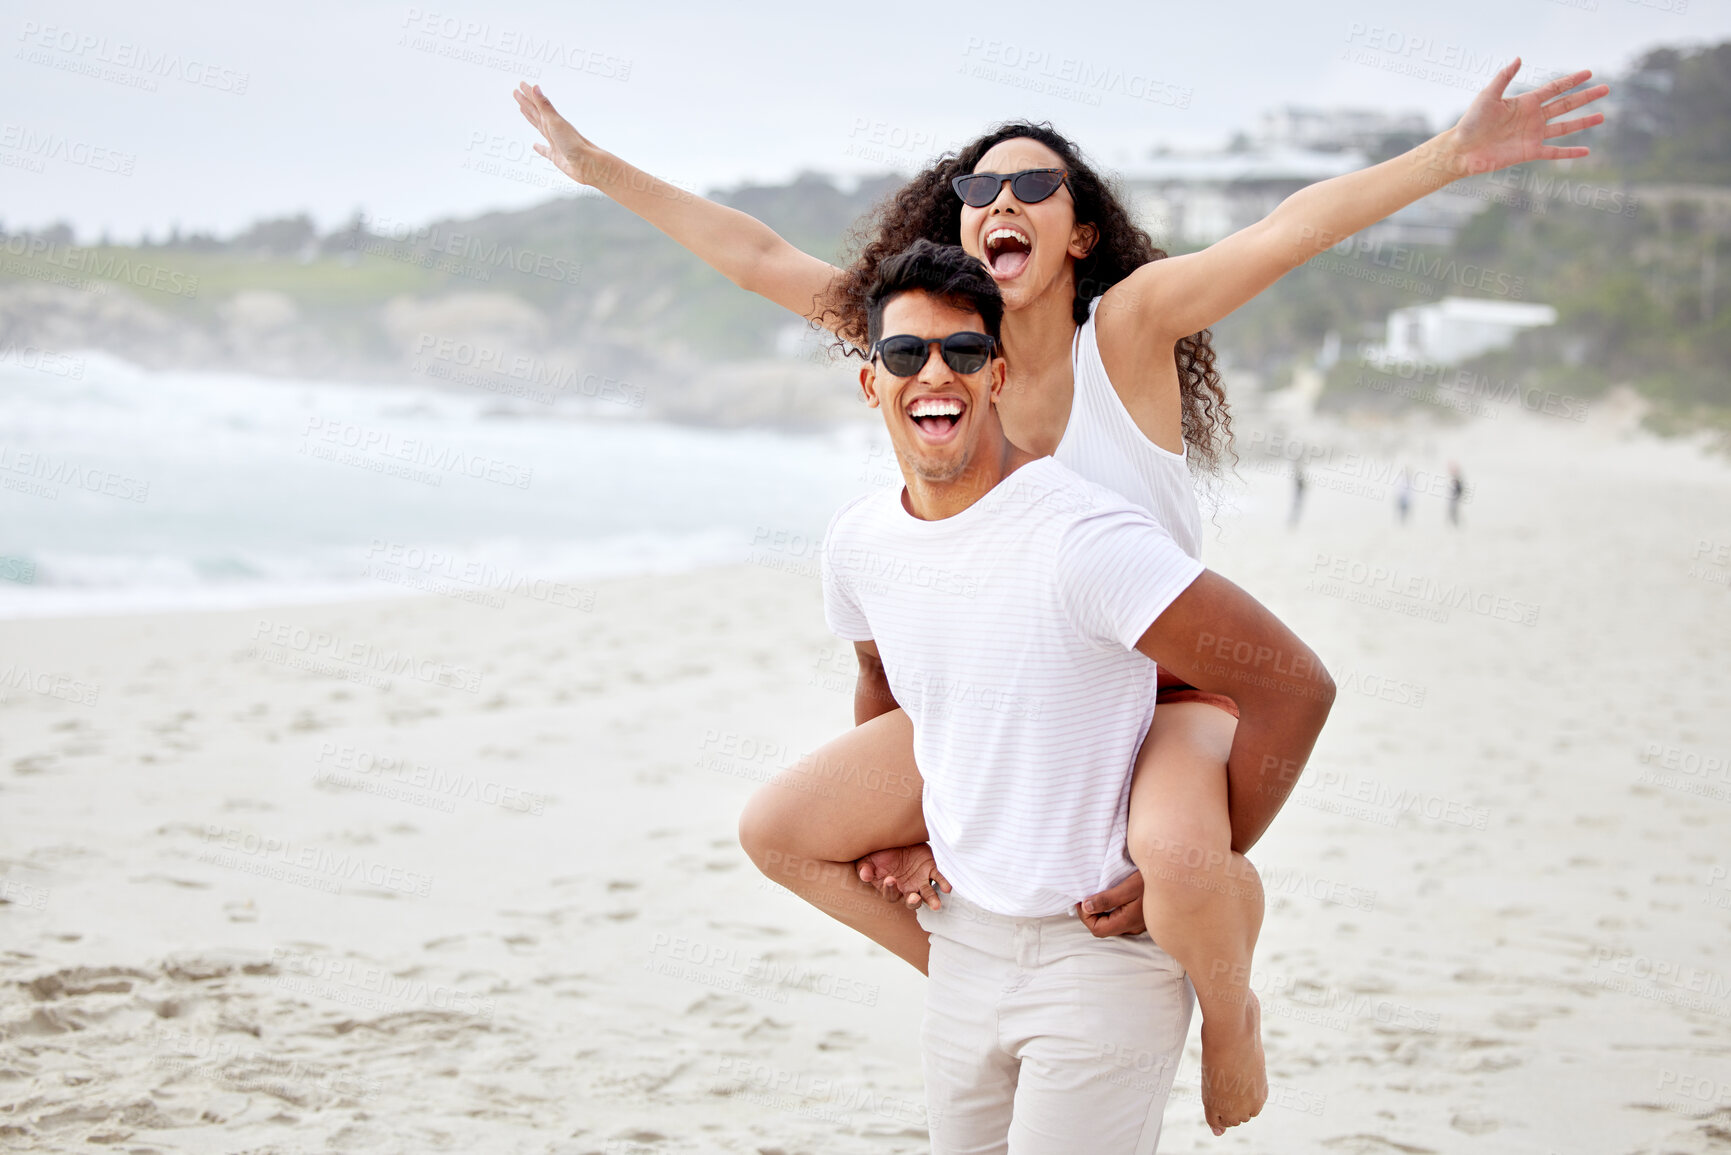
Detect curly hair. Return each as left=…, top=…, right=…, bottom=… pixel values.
left=821, top=121, right=1233, bottom=476
left=865, top=239, right=1003, bottom=347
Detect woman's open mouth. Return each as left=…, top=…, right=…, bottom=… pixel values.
left=906, top=396, right=966, bottom=444
left=984, top=226, right=1032, bottom=279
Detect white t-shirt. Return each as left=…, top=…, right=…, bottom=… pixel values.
left=821, top=456, right=1204, bottom=917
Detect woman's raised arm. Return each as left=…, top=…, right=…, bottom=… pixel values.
left=514, top=83, right=845, bottom=331
left=1110, top=59, right=1609, bottom=345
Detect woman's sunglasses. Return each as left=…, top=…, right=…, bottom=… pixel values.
left=871, top=332, right=997, bottom=378
left=950, top=168, right=1067, bottom=209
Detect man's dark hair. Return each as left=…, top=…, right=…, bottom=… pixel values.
left=864, top=239, right=1003, bottom=348
left=823, top=121, right=1234, bottom=478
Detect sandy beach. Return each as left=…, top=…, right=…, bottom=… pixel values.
left=3, top=401, right=1730, bottom=1154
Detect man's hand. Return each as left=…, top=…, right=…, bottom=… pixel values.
left=857, top=843, right=950, bottom=910
left=1079, top=870, right=1148, bottom=937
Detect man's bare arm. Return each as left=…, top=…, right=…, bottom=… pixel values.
left=1136, top=571, right=1335, bottom=853
left=852, top=639, right=901, bottom=727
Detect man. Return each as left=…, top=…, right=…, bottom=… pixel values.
left=821, top=239, right=1333, bottom=1152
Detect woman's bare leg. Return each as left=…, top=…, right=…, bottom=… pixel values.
left=736, top=708, right=933, bottom=972
left=1126, top=702, right=1268, bottom=1136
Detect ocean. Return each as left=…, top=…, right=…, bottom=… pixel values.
left=0, top=355, right=892, bottom=618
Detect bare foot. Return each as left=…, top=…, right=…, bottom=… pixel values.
left=856, top=843, right=949, bottom=909
left=1199, top=991, right=1266, bottom=1135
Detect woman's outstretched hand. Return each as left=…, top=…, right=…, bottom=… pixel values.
left=1449, top=58, right=1609, bottom=176
left=513, top=81, right=601, bottom=186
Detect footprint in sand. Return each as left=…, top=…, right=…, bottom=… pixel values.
left=1319, top=1136, right=1437, bottom=1154
left=610, top=1129, right=669, bottom=1146
left=585, top=909, right=638, bottom=923
left=816, top=1028, right=869, bottom=1051
left=704, top=922, right=787, bottom=941
left=684, top=994, right=754, bottom=1022
left=128, top=874, right=213, bottom=890
left=24, top=965, right=154, bottom=1000
left=1448, top=1111, right=1500, bottom=1134
left=162, top=953, right=278, bottom=981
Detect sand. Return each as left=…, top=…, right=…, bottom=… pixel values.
left=2, top=400, right=1730, bottom=1154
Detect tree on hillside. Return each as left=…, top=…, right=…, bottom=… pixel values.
left=1599, top=42, right=1731, bottom=183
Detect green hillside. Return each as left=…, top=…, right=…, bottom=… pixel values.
left=1, top=41, right=1724, bottom=429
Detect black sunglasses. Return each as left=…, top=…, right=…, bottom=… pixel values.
left=871, top=332, right=996, bottom=378
left=950, top=168, right=1067, bottom=209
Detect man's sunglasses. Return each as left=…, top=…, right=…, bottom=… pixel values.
left=950, top=168, right=1067, bottom=209
left=871, top=332, right=996, bottom=378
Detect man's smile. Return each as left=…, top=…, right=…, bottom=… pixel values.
left=905, top=394, right=968, bottom=446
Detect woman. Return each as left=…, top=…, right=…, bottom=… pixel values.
left=514, top=59, right=1605, bottom=1135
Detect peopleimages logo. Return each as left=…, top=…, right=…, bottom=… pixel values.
left=271, top=947, right=495, bottom=1018
left=358, top=211, right=581, bottom=284
left=1299, top=226, right=1526, bottom=299
left=299, top=417, right=533, bottom=489
left=0, top=341, right=87, bottom=379
left=0, top=235, right=198, bottom=298
left=398, top=8, right=631, bottom=80
left=959, top=38, right=1192, bottom=109
left=1478, top=166, right=1638, bottom=219
left=363, top=540, right=596, bottom=611
left=0, top=444, right=149, bottom=502
left=15, top=20, right=251, bottom=94
left=0, top=123, right=136, bottom=174
left=200, top=825, right=435, bottom=897
left=647, top=933, right=880, bottom=1007
left=714, top=1056, right=927, bottom=1127
left=1296, top=766, right=1489, bottom=830
left=249, top=617, right=484, bottom=694
left=314, top=741, right=548, bottom=815
left=0, top=663, right=100, bottom=707
left=1590, top=946, right=1731, bottom=1013
left=829, top=543, right=980, bottom=600
left=1307, top=553, right=1540, bottom=627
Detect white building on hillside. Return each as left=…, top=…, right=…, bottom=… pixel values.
left=1375, top=297, right=1559, bottom=365
left=1256, top=107, right=1431, bottom=153
left=1119, top=149, right=1364, bottom=246
left=1119, top=146, right=1483, bottom=248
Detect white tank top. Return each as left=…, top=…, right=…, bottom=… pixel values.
left=1052, top=297, right=1203, bottom=559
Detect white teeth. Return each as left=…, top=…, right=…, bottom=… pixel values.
left=986, top=227, right=1029, bottom=247
left=908, top=398, right=963, bottom=418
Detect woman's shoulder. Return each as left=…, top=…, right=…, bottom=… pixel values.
left=1079, top=276, right=1187, bottom=456
left=1093, top=259, right=1181, bottom=336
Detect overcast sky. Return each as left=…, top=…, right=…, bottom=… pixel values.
left=3, top=0, right=1726, bottom=243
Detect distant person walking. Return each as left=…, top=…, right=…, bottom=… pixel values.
left=1396, top=470, right=1414, bottom=525
left=1290, top=462, right=1306, bottom=528
left=1448, top=463, right=1465, bottom=527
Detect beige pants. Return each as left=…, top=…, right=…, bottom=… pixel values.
left=917, top=892, right=1194, bottom=1155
